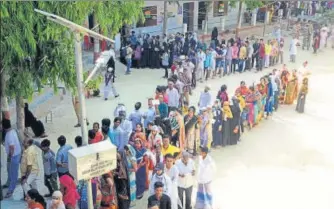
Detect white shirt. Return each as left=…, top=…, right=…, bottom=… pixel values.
left=175, top=159, right=195, bottom=188
left=199, top=92, right=212, bottom=109
left=197, top=155, right=216, bottom=184
left=4, top=129, right=22, bottom=157
left=166, top=88, right=180, bottom=108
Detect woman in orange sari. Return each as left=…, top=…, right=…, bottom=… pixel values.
left=284, top=70, right=298, bottom=105
left=26, top=189, right=46, bottom=209
left=130, top=123, right=148, bottom=147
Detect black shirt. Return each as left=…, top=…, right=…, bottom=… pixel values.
left=148, top=194, right=171, bottom=209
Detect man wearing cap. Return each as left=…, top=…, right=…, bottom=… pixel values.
left=149, top=163, right=173, bottom=197
left=148, top=182, right=172, bottom=209
left=195, top=147, right=216, bottom=209
left=198, top=85, right=212, bottom=109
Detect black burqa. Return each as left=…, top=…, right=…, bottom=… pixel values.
left=230, top=99, right=241, bottom=145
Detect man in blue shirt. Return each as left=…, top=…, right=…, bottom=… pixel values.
left=144, top=98, right=156, bottom=130
left=56, top=135, right=73, bottom=177
left=109, top=117, right=126, bottom=151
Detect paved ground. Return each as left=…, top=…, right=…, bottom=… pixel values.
left=2, top=32, right=334, bottom=208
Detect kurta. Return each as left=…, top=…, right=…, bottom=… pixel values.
left=165, top=166, right=181, bottom=209
left=199, top=114, right=210, bottom=148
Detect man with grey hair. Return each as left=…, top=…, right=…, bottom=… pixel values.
left=175, top=151, right=195, bottom=209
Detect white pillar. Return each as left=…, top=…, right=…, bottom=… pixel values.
left=193, top=1, right=199, bottom=32
left=183, top=23, right=187, bottom=34
left=252, top=9, right=257, bottom=26
left=220, top=17, right=225, bottom=31
left=203, top=20, right=208, bottom=34
left=265, top=11, right=270, bottom=24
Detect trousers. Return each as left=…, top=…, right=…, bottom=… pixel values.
left=8, top=154, right=21, bottom=193
left=22, top=172, right=44, bottom=195
left=178, top=186, right=193, bottom=209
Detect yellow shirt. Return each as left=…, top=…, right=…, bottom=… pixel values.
left=239, top=46, right=247, bottom=59
left=21, top=145, right=39, bottom=176
left=162, top=144, right=180, bottom=157
left=237, top=95, right=246, bottom=111
left=265, top=44, right=272, bottom=55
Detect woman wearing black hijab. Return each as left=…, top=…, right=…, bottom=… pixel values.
left=230, top=97, right=241, bottom=145
left=211, top=27, right=218, bottom=41
left=24, top=103, right=47, bottom=137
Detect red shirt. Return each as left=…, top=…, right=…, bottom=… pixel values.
left=259, top=44, right=265, bottom=58
left=89, top=131, right=103, bottom=144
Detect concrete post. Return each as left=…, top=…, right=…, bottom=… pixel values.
left=252, top=9, right=257, bottom=26
left=220, top=16, right=225, bottom=31
left=203, top=20, right=208, bottom=34
left=183, top=23, right=187, bottom=34
left=265, top=11, right=270, bottom=24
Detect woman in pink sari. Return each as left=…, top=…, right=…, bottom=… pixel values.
left=59, top=175, right=80, bottom=209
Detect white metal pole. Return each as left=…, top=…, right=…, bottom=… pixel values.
left=74, top=32, right=94, bottom=209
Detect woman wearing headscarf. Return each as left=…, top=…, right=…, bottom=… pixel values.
left=217, top=84, right=229, bottom=103
left=99, top=172, right=117, bottom=209
left=312, top=31, right=320, bottom=53
left=26, top=189, right=47, bottom=209
left=59, top=175, right=80, bottom=209
left=46, top=191, right=65, bottom=209
left=184, top=106, right=199, bottom=155
left=198, top=107, right=210, bottom=148
left=296, top=77, right=308, bottom=113
left=114, top=152, right=131, bottom=209
left=133, top=139, right=148, bottom=199
left=230, top=97, right=241, bottom=145
left=123, top=144, right=137, bottom=207
left=130, top=123, right=147, bottom=147
left=222, top=101, right=233, bottom=146
left=24, top=103, right=47, bottom=137
left=212, top=100, right=223, bottom=148
left=149, top=163, right=172, bottom=197
left=148, top=125, right=162, bottom=151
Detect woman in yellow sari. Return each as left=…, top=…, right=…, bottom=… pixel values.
left=284, top=70, right=299, bottom=105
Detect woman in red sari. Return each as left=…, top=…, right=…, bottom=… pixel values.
left=235, top=81, right=249, bottom=97
left=245, top=86, right=256, bottom=129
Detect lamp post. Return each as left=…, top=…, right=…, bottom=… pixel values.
left=34, top=9, right=114, bottom=209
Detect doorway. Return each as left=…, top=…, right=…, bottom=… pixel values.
left=198, top=1, right=206, bottom=30
left=183, top=2, right=195, bottom=32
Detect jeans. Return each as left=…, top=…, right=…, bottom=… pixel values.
left=178, top=186, right=193, bottom=209
left=257, top=57, right=264, bottom=71
left=126, top=58, right=132, bottom=73
left=8, top=154, right=21, bottom=193
left=273, top=91, right=279, bottom=110
left=238, top=60, right=245, bottom=72
left=45, top=173, right=58, bottom=194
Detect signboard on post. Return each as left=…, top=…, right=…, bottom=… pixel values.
left=68, top=140, right=117, bottom=180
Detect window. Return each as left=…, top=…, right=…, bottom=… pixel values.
left=136, top=6, right=158, bottom=28
left=213, top=1, right=225, bottom=17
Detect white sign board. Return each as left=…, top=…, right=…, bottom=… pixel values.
left=68, top=140, right=117, bottom=180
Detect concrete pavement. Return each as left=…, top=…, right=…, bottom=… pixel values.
left=2, top=34, right=334, bottom=208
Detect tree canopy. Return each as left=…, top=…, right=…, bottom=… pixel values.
left=0, top=1, right=144, bottom=99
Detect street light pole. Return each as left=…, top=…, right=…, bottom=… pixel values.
left=74, top=32, right=94, bottom=209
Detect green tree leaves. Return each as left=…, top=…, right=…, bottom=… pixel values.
left=1, top=1, right=143, bottom=99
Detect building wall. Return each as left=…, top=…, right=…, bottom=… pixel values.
left=132, top=1, right=242, bottom=35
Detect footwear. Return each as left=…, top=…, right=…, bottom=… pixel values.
left=104, top=98, right=108, bottom=101
left=115, top=94, right=120, bottom=98
left=4, top=192, right=13, bottom=198
left=74, top=124, right=81, bottom=128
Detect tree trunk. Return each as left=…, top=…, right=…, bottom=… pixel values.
left=163, top=1, right=168, bottom=35
left=224, top=2, right=228, bottom=16
left=0, top=68, right=9, bottom=121
left=204, top=2, right=212, bottom=34
left=93, top=14, right=100, bottom=63
left=15, top=96, right=25, bottom=142
left=236, top=2, right=243, bottom=38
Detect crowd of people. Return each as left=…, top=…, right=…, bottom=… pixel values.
left=2, top=9, right=327, bottom=209
left=1, top=50, right=311, bottom=209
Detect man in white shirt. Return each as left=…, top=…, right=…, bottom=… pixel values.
left=2, top=119, right=22, bottom=198
left=165, top=154, right=180, bottom=209
left=195, top=147, right=216, bottom=209
left=196, top=48, right=206, bottom=82
left=166, top=80, right=180, bottom=112
left=175, top=151, right=195, bottom=209
left=198, top=85, right=212, bottom=109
